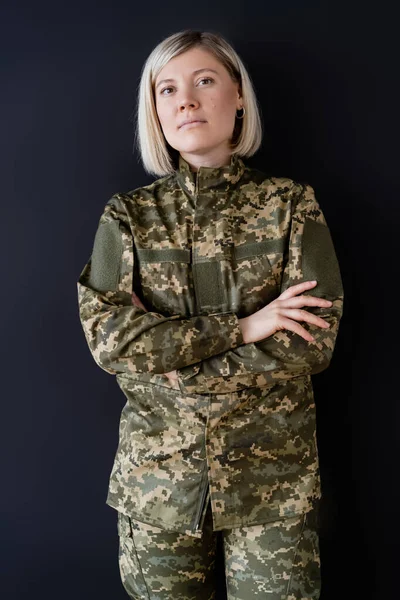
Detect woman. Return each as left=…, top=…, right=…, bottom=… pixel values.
left=77, top=29, right=344, bottom=600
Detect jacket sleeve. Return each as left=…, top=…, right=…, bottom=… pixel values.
left=177, top=181, right=344, bottom=393
left=77, top=194, right=244, bottom=376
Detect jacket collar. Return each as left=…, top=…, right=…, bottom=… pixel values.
left=176, top=153, right=246, bottom=196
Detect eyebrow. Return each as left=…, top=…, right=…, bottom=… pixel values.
left=155, top=68, right=220, bottom=90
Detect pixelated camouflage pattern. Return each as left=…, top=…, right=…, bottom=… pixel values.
left=117, top=498, right=320, bottom=599
left=77, top=152, right=344, bottom=537
left=223, top=505, right=320, bottom=599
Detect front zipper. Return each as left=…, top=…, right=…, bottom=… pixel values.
left=194, top=168, right=199, bottom=199
left=193, top=473, right=209, bottom=533
left=191, top=171, right=200, bottom=314
left=191, top=173, right=208, bottom=534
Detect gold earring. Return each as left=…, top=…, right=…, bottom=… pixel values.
left=236, top=107, right=246, bottom=119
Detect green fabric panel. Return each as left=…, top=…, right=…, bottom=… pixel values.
left=87, top=220, right=122, bottom=292
left=234, top=239, right=283, bottom=260
left=193, top=261, right=225, bottom=310
left=302, top=218, right=343, bottom=297
left=137, top=248, right=191, bottom=263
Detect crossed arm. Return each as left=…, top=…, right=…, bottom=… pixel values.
left=77, top=184, right=343, bottom=387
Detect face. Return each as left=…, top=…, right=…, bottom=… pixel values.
left=154, top=46, right=242, bottom=165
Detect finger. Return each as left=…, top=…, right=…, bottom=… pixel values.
left=165, top=371, right=179, bottom=380
left=280, top=308, right=330, bottom=329
left=279, top=280, right=317, bottom=300
left=132, top=291, right=147, bottom=310
left=279, top=317, right=316, bottom=342
left=280, top=295, right=333, bottom=309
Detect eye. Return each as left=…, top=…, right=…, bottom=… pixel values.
left=160, top=86, right=174, bottom=96
left=159, top=77, right=214, bottom=96
left=198, top=77, right=214, bottom=86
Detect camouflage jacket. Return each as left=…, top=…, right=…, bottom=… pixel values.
left=77, top=153, right=344, bottom=538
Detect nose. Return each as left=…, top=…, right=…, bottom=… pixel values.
left=179, top=100, right=198, bottom=111
left=178, top=93, right=200, bottom=112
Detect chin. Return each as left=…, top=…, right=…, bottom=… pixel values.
left=173, top=145, right=207, bottom=155
left=175, top=139, right=220, bottom=155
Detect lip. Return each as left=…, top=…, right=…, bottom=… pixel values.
left=179, top=119, right=207, bottom=129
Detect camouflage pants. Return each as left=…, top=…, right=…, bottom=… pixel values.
left=117, top=499, right=321, bottom=599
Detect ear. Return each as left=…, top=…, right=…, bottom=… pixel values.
left=236, top=86, right=243, bottom=107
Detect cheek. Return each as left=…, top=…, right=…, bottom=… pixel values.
left=156, top=106, right=172, bottom=133
left=208, top=95, right=217, bottom=110
left=209, top=92, right=236, bottom=115
left=155, top=103, right=165, bottom=123
left=209, top=97, right=236, bottom=129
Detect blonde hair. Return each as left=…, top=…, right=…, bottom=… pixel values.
left=135, top=29, right=263, bottom=177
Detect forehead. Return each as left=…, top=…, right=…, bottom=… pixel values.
left=155, top=47, right=225, bottom=83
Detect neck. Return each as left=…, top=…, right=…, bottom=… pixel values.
left=179, top=148, right=233, bottom=172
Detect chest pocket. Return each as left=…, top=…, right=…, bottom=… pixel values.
left=136, top=238, right=285, bottom=319
left=192, top=257, right=236, bottom=316
left=136, top=248, right=196, bottom=317
left=191, top=238, right=286, bottom=317
left=232, top=238, right=285, bottom=317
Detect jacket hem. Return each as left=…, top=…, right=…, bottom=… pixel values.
left=105, top=498, right=204, bottom=538
left=211, top=502, right=320, bottom=532
left=106, top=495, right=320, bottom=537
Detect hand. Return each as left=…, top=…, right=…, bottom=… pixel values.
left=238, top=280, right=333, bottom=344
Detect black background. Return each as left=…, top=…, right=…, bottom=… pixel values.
left=1, top=1, right=398, bottom=599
